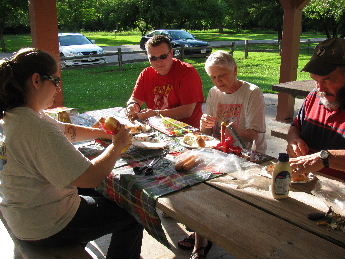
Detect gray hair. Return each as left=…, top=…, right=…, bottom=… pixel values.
left=205, top=50, right=236, bottom=74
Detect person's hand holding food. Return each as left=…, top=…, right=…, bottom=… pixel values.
left=286, top=137, right=309, bottom=158
left=126, top=102, right=141, bottom=121
left=137, top=109, right=157, bottom=121
left=200, top=114, right=217, bottom=129
left=289, top=152, right=324, bottom=181
left=103, top=117, right=131, bottom=151
left=112, top=124, right=131, bottom=151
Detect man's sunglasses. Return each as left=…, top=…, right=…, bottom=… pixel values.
left=148, top=51, right=171, bottom=62
left=42, top=75, right=61, bottom=88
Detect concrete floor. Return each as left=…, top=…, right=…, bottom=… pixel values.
left=87, top=210, right=235, bottom=259
left=0, top=93, right=305, bottom=259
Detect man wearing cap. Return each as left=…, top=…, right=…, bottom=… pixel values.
left=286, top=38, right=345, bottom=182
left=126, top=35, right=204, bottom=128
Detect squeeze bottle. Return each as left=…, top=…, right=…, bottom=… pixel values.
left=271, top=153, right=291, bottom=199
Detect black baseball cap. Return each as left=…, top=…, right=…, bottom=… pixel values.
left=302, top=38, right=345, bottom=76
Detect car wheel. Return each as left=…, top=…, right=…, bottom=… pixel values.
left=173, top=49, right=181, bottom=57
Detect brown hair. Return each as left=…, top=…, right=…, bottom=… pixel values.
left=0, top=48, right=57, bottom=118
left=145, top=35, right=172, bottom=51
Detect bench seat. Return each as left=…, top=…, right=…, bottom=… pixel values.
left=270, top=120, right=291, bottom=141
left=0, top=211, right=95, bottom=259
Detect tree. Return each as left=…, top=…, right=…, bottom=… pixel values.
left=57, top=0, right=103, bottom=31
left=0, top=0, right=28, bottom=52
left=304, top=0, right=345, bottom=38
left=228, top=0, right=283, bottom=38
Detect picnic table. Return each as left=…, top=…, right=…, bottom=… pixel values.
left=271, top=80, right=315, bottom=140
left=75, top=107, right=345, bottom=259
left=273, top=80, right=315, bottom=122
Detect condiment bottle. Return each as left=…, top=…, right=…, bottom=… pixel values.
left=271, top=153, right=291, bottom=199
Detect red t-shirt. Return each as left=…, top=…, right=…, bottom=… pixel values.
left=133, top=58, right=204, bottom=128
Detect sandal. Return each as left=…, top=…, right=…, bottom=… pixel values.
left=189, top=241, right=213, bottom=259
left=177, top=233, right=195, bottom=250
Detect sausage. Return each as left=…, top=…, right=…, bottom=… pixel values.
left=175, top=155, right=197, bottom=171
left=196, top=136, right=206, bottom=147
left=182, top=155, right=199, bottom=171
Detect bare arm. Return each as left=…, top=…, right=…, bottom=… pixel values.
left=328, top=149, right=345, bottom=171
left=63, top=123, right=111, bottom=143
left=71, top=125, right=131, bottom=188
left=289, top=150, right=345, bottom=177
left=137, top=103, right=196, bottom=121
left=232, top=127, right=259, bottom=143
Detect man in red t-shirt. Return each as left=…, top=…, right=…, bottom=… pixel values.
left=126, top=35, right=204, bottom=128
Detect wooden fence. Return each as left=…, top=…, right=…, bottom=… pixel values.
left=61, top=38, right=325, bottom=69
left=241, top=38, right=325, bottom=58
left=61, top=46, right=214, bottom=70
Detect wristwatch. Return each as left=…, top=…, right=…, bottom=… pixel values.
left=319, top=150, right=330, bottom=168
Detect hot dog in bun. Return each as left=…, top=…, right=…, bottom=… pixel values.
left=104, top=117, right=120, bottom=134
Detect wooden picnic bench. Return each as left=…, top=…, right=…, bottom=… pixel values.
left=157, top=171, right=345, bottom=259
left=0, top=210, right=96, bottom=259
left=271, top=80, right=315, bottom=140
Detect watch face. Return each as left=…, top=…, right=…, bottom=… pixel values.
left=320, top=150, right=330, bottom=159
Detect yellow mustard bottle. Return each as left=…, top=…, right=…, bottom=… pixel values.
left=271, top=153, right=291, bottom=199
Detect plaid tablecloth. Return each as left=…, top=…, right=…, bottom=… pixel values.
left=76, top=108, right=267, bottom=247
left=95, top=150, right=226, bottom=247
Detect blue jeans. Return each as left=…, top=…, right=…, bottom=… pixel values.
left=27, top=195, right=143, bottom=259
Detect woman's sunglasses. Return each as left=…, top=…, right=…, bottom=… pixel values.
left=42, top=75, right=61, bottom=88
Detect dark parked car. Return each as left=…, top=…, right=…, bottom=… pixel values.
left=140, top=29, right=212, bottom=57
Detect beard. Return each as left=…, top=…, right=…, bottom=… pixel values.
left=319, top=95, right=340, bottom=110
left=318, top=85, right=345, bottom=111
left=336, top=85, right=345, bottom=110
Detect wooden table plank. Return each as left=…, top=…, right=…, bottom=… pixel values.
left=207, top=169, right=345, bottom=248
left=157, top=183, right=345, bottom=259
left=272, top=80, right=315, bottom=97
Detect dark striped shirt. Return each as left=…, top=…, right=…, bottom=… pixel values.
left=293, top=90, right=345, bottom=181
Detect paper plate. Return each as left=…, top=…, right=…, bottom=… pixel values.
left=180, top=135, right=220, bottom=149
left=132, top=140, right=167, bottom=149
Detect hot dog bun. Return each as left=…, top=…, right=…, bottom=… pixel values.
left=182, top=155, right=198, bottom=171
left=196, top=136, right=206, bottom=147
left=175, top=155, right=198, bottom=171
left=104, top=117, right=120, bottom=134
left=175, top=155, right=196, bottom=171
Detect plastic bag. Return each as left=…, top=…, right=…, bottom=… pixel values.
left=311, top=178, right=345, bottom=215
left=174, top=148, right=253, bottom=174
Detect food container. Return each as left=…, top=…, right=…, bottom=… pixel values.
left=44, top=107, right=77, bottom=123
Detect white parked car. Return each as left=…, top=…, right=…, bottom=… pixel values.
left=59, top=33, right=105, bottom=67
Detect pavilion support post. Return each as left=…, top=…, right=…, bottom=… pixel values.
left=28, top=0, right=63, bottom=107
left=276, top=0, right=310, bottom=122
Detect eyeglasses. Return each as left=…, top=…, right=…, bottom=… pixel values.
left=42, top=75, right=61, bottom=88
left=148, top=50, right=171, bottom=62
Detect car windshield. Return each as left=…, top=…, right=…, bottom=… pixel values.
left=59, top=35, right=92, bottom=46
left=168, top=31, right=195, bottom=40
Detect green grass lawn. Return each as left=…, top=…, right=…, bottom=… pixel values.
left=62, top=49, right=313, bottom=113
left=3, top=30, right=317, bottom=112
left=2, top=29, right=326, bottom=52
